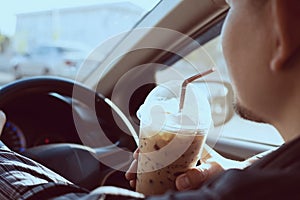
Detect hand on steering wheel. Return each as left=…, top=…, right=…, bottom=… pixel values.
left=0, top=111, right=6, bottom=136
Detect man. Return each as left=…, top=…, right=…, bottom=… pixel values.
left=127, top=0, right=300, bottom=198
left=1, top=0, right=300, bottom=199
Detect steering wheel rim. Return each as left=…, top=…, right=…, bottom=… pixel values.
left=0, top=76, right=137, bottom=146
left=0, top=76, right=104, bottom=106
left=0, top=76, right=136, bottom=190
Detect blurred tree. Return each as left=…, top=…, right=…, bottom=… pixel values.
left=0, top=33, right=10, bottom=54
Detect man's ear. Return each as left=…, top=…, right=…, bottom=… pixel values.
left=271, top=0, right=300, bottom=71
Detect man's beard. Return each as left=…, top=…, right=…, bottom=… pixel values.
left=233, top=100, right=267, bottom=123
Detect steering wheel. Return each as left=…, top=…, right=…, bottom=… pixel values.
left=0, top=76, right=137, bottom=190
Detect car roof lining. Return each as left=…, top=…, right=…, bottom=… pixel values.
left=160, top=18, right=225, bottom=67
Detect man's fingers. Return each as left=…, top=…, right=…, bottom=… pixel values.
left=125, top=159, right=138, bottom=181
left=129, top=180, right=136, bottom=189
left=133, top=148, right=139, bottom=159
left=175, top=162, right=223, bottom=191
left=0, top=111, right=6, bottom=135
left=125, top=148, right=139, bottom=188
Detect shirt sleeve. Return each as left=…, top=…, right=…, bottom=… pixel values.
left=0, top=142, right=87, bottom=200
left=50, top=186, right=145, bottom=200
left=145, top=169, right=300, bottom=200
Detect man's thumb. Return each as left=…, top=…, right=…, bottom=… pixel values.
left=175, top=162, right=222, bottom=191
left=175, top=168, right=208, bottom=191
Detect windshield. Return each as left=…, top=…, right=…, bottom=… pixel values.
left=0, top=0, right=161, bottom=85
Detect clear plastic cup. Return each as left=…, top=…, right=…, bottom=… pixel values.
left=135, top=80, right=212, bottom=195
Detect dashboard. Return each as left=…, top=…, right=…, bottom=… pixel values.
left=2, top=121, right=26, bottom=152
left=0, top=93, right=82, bottom=153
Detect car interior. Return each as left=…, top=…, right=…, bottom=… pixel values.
left=0, top=0, right=284, bottom=193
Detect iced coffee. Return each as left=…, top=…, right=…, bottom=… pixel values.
left=135, top=80, right=212, bottom=195
left=136, top=130, right=206, bottom=195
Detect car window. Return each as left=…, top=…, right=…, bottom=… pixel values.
left=0, top=1, right=284, bottom=147
left=33, top=46, right=60, bottom=55
left=155, top=36, right=284, bottom=146
left=0, top=0, right=161, bottom=84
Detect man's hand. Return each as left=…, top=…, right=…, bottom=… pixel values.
left=175, top=145, right=248, bottom=191
left=0, top=111, right=6, bottom=136
left=125, top=148, right=139, bottom=188
left=175, top=160, right=223, bottom=191
left=125, top=145, right=250, bottom=191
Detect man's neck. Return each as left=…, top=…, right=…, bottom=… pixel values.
left=279, top=127, right=300, bottom=142
left=274, top=95, right=300, bottom=142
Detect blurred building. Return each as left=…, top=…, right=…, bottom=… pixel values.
left=14, top=2, right=145, bottom=53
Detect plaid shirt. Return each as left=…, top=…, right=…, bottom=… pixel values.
left=0, top=142, right=145, bottom=200
left=0, top=142, right=86, bottom=200
left=3, top=136, right=299, bottom=200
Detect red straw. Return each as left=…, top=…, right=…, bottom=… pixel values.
left=179, top=68, right=215, bottom=111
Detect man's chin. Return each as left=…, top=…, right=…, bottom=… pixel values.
left=233, top=101, right=266, bottom=123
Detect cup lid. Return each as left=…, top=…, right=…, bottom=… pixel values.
left=137, top=80, right=212, bottom=135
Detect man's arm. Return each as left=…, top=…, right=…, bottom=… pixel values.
left=147, top=168, right=300, bottom=200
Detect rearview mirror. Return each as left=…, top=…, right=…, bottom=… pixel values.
left=194, top=81, right=234, bottom=127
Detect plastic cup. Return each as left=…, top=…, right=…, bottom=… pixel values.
left=135, top=80, right=212, bottom=195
